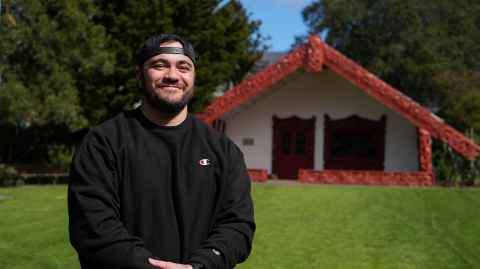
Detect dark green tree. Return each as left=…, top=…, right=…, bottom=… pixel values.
left=300, top=0, right=480, bottom=117
left=435, top=71, right=480, bottom=131
left=0, top=0, right=266, bottom=165
left=89, top=0, right=266, bottom=123
left=0, top=0, right=114, bottom=163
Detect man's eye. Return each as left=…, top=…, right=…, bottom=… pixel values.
left=178, top=65, right=192, bottom=72
left=152, top=64, right=166, bottom=69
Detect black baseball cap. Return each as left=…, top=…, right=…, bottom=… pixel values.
left=137, top=34, right=197, bottom=68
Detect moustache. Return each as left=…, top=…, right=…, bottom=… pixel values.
left=155, top=83, right=184, bottom=89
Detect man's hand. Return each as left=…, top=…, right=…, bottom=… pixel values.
left=148, top=258, right=193, bottom=269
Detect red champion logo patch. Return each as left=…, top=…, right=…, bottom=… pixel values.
left=198, top=159, right=210, bottom=166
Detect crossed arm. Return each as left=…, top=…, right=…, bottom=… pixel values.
left=68, top=132, right=255, bottom=269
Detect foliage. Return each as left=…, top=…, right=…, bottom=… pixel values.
left=89, top=0, right=267, bottom=122
left=435, top=71, right=480, bottom=132
left=0, top=122, right=74, bottom=164
left=0, top=0, right=266, bottom=164
left=47, top=144, right=73, bottom=172
left=433, top=129, right=480, bottom=185
left=0, top=0, right=114, bottom=163
left=0, top=0, right=114, bottom=130
left=300, top=0, right=480, bottom=114
left=0, top=163, right=21, bottom=187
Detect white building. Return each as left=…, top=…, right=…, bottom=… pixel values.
left=199, top=36, right=480, bottom=186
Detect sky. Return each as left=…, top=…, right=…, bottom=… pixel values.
left=237, top=0, right=317, bottom=52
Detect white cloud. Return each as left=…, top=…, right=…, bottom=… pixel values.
left=271, top=0, right=314, bottom=9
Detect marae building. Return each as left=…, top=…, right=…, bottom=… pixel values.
left=198, top=36, right=480, bottom=186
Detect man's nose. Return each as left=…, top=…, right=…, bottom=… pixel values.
left=164, top=67, right=180, bottom=81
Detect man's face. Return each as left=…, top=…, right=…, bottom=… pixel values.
left=140, top=40, right=195, bottom=114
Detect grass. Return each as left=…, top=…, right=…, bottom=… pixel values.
left=0, top=186, right=78, bottom=269
left=1, top=184, right=479, bottom=269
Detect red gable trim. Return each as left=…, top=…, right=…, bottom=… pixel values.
left=197, top=36, right=480, bottom=160
left=198, top=44, right=308, bottom=123
left=318, top=37, right=480, bottom=160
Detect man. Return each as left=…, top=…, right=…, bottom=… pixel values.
left=68, top=34, right=255, bottom=269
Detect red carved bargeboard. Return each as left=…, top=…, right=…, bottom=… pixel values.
left=298, top=169, right=435, bottom=186
left=247, top=169, right=268, bottom=182
left=198, top=45, right=308, bottom=125
left=418, top=128, right=433, bottom=173
left=320, top=38, right=480, bottom=160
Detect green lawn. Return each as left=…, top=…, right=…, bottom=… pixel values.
left=1, top=184, right=479, bottom=269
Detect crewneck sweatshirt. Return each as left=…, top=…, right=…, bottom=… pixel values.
left=68, top=109, right=255, bottom=269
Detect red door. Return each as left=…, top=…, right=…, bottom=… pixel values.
left=272, top=116, right=315, bottom=179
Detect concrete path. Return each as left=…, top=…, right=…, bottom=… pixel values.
left=259, top=179, right=302, bottom=185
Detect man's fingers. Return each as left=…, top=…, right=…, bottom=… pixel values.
left=148, top=258, right=192, bottom=269
left=149, top=258, right=169, bottom=268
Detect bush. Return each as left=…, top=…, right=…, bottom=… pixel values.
left=47, top=144, right=73, bottom=172
left=433, top=129, right=480, bottom=186
left=0, top=164, right=22, bottom=187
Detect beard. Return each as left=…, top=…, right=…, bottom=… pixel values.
left=142, top=82, right=194, bottom=115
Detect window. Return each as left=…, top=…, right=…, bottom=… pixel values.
left=331, top=132, right=377, bottom=160
left=324, top=114, right=386, bottom=170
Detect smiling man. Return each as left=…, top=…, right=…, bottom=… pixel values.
left=68, top=34, right=255, bottom=269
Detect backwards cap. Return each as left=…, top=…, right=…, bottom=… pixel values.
left=137, top=34, right=197, bottom=67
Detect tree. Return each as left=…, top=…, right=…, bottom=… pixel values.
left=88, top=0, right=266, bottom=123
left=300, top=0, right=480, bottom=114
left=0, top=0, right=114, bottom=163
left=0, top=0, right=266, bottom=165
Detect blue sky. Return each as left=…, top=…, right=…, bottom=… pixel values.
left=237, top=0, right=316, bottom=52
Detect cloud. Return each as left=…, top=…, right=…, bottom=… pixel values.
left=271, top=0, right=314, bottom=9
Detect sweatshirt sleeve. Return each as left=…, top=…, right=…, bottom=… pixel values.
left=187, top=142, right=255, bottom=269
left=68, top=131, right=155, bottom=269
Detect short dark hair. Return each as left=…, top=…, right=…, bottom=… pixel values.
left=136, top=34, right=196, bottom=68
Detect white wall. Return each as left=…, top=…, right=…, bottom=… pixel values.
left=225, top=70, right=419, bottom=173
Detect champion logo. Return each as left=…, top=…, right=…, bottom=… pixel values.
left=211, top=248, right=222, bottom=256
left=198, top=158, right=211, bottom=166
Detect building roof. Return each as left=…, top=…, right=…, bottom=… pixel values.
left=198, top=36, right=480, bottom=160
left=251, top=51, right=286, bottom=74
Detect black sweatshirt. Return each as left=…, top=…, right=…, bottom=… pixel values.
left=68, top=109, right=255, bottom=269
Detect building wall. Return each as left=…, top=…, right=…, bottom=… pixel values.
left=224, top=70, right=419, bottom=174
